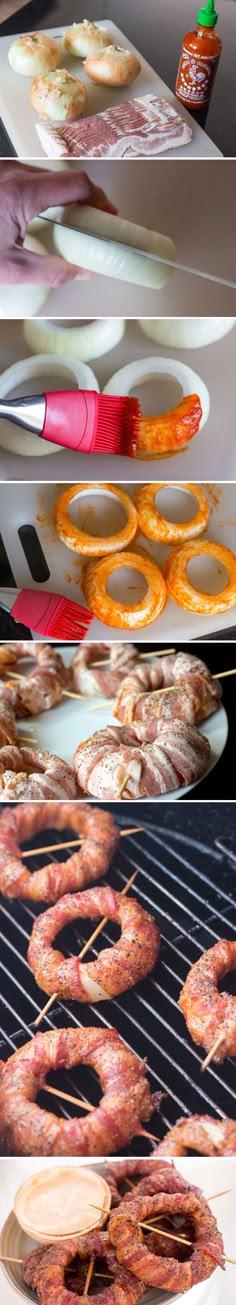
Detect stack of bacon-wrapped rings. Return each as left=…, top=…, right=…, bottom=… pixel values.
left=0, top=803, right=235, bottom=1156
left=0, top=642, right=223, bottom=800
left=22, top=1157, right=225, bottom=1300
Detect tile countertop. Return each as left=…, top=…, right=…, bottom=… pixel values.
left=0, top=0, right=235, bottom=156
left=0, top=1157, right=235, bottom=1304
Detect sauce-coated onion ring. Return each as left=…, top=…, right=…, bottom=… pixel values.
left=164, top=540, right=236, bottom=613
left=134, top=482, right=209, bottom=543
left=54, top=483, right=138, bottom=556
left=83, top=551, right=167, bottom=628
left=104, top=356, right=209, bottom=456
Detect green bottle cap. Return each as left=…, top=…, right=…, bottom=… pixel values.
left=198, top=0, right=218, bottom=26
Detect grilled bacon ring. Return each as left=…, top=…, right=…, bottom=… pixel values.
left=0, top=1027, right=153, bottom=1156
left=0, top=801, right=119, bottom=901
left=179, top=939, right=236, bottom=1061
left=155, top=1115, right=236, bottom=1156
left=23, top=1230, right=144, bottom=1305
left=164, top=540, right=236, bottom=614
left=134, top=483, right=209, bottom=543
left=105, top=1158, right=202, bottom=1207
left=83, top=551, right=167, bottom=629
left=27, top=885, right=159, bottom=1003
left=109, top=1190, right=224, bottom=1290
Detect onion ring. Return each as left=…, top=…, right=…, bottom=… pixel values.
left=83, top=551, right=167, bottom=628
left=23, top=317, right=126, bottom=362
left=138, top=317, right=236, bottom=350
left=109, top=1190, right=224, bottom=1289
left=134, top=483, right=209, bottom=543
left=23, top=1230, right=144, bottom=1305
left=0, top=801, right=118, bottom=901
left=0, top=354, right=99, bottom=457
left=27, top=884, right=159, bottom=1002
left=104, top=357, right=209, bottom=455
left=0, top=1026, right=153, bottom=1155
left=179, top=938, right=236, bottom=1061
left=164, top=540, right=236, bottom=613
left=54, top=483, right=138, bottom=557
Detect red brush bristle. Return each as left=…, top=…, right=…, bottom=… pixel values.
left=47, top=599, right=93, bottom=640
left=95, top=395, right=141, bottom=456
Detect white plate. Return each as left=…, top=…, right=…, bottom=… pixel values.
left=0, top=481, right=235, bottom=641
left=15, top=645, right=228, bottom=802
left=0, top=21, right=222, bottom=159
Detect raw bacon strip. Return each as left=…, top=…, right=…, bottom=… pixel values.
left=35, top=93, right=192, bottom=160
left=72, top=642, right=139, bottom=698
left=0, top=700, right=17, bottom=747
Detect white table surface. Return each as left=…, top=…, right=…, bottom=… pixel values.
left=0, top=20, right=222, bottom=159
left=0, top=1156, right=235, bottom=1305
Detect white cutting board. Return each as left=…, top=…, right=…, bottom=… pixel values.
left=0, top=21, right=222, bottom=159
left=0, top=482, right=235, bottom=641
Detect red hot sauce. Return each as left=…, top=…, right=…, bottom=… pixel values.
left=175, top=0, right=222, bottom=111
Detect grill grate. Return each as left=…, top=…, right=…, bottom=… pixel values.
left=0, top=807, right=236, bottom=1153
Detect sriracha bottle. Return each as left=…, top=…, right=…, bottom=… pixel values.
left=175, top=0, right=222, bottom=111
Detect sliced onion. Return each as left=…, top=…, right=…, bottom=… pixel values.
left=0, top=354, right=99, bottom=456
left=0, top=235, right=49, bottom=321
left=138, top=318, right=236, bottom=349
left=24, top=316, right=126, bottom=362
left=51, top=203, right=176, bottom=288
left=78, top=971, right=110, bottom=1002
left=104, top=356, right=210, bottom=431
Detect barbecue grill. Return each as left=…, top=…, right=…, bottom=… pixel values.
left=0, top=802, right=235, bottom=1154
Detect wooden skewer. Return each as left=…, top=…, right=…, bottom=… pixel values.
left=201, top=1031, right=226, bottom=1072
left=90, top=650, right=176, bottom=667
left=207, top=1190, right=231, bottom=1201
left=145, top=667, right=236, bottom=697
left=140, top=1222, right=191, bottom=1244
left=42, top=1084, right=94, bottom=1112
left=116, top=772, right=131, bottom=800
left=34, top=867, right=138, bottom=1028
left=23, top=828, right=144, bottom=859
left=138, top=1129, right=160, bottom=1142
left=83, top=1257, right=94, bottom=1295
left=16, top=736, right=38, bottom=745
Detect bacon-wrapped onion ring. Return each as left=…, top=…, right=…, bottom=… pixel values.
left=105, top=1158, right=202, bottom=1207
left=134, top=483, right=209, bottom=543
left=0, top=1027, right=153, bottom=1155
left=109, top=1190, right=224, bottom=1290
left=83, top=551, right=167, bottom=629
left=0, top=801, right=118, bottom=901
left=164, top=540, right=236, bottom=613
left=23, top=1230, right=144, bottom=1305
left=73, top=720, right=210, bottom=799
left=155, top=1115, right=236, bottom=1156
left=179, top=939, right=236, bottom=1062
left=0, top=701, right=17, bottom=747
left=0, top=746, right=77, bottom=801
left=0, top=642, right=68, bottom=716
left=27, top=885, right=159, bottom=1002
left=54, top=483, right=138, bottom=557
left=72, top=642, right=139, bottom=697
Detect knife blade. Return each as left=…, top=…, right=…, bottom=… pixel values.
left=40, top=213, right=236, bottom=291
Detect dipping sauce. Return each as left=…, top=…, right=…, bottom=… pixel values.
left=14, top=1165, right=110, bottom=1242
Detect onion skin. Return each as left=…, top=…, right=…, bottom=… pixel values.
left=137, top=394, right=203, bottom=456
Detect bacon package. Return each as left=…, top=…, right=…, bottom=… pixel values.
left=35, top=93, right=192, bottom=158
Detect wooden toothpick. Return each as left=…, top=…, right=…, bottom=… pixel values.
left=23, top=828, right=143, bottom=859
left=116, top=773, right=131, bottom=800
left=83, top=1257, right=94, bottom=1295
left=201, top=1032, right=226, bottom=1072
left=43, top=1084, right=94, bottom=1112
left=34, top=868, right=138, bottom=1028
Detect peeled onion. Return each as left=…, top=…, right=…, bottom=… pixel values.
left=23, top=317, right=126, bottom=362
left=138, top=318, right=236, bottom=349
left=0, top=235, right=49, bottom=320
left=52, top=204, right=176, bottom=289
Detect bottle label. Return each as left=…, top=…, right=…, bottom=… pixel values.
left=176, top=46, right=220, bottom=107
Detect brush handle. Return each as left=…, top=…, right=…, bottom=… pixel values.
left=42, top=390, right=99, bottom=451
left=10, top=590, right=64, bottom=633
